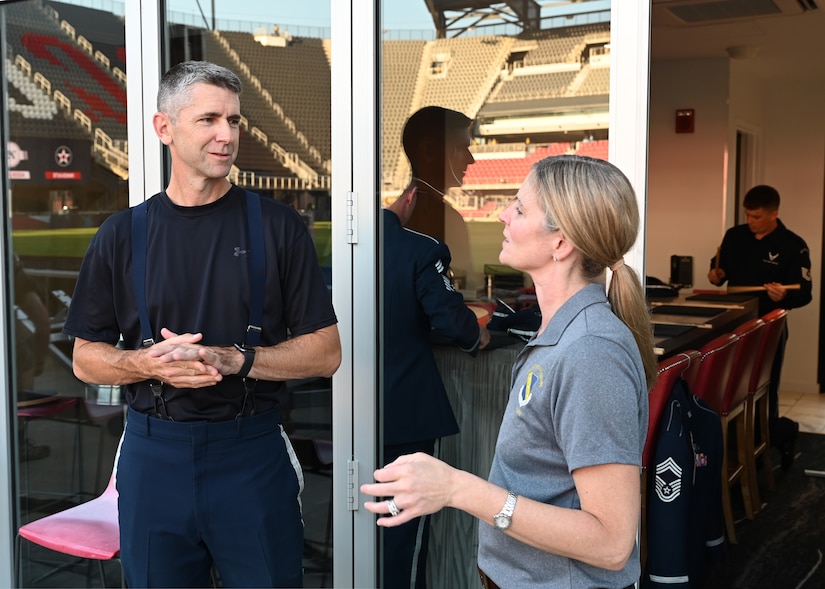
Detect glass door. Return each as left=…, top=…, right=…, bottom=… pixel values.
left=2, top=0, right=128, bottom=585
left=377, top=2, right=615, bottom=586
left=374, top=1, right=649, bottom=587
left=161, top=2, right=336, bottom=586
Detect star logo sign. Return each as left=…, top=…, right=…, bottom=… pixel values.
left=54, top=145, right=72, bottom=167
left=55, top=146, right=72, bottom=166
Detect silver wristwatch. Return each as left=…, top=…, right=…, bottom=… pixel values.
left=493, top=491, right=518, bottom=530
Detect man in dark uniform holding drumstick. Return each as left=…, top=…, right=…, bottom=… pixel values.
left=707, top=185, right=812, bottom=466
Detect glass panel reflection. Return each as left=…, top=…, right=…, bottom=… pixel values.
left=165, top=3, right=334, bottom=587
left=5, top=1, right=127, bottom=586
left=380, top=2, right=611, bottom=588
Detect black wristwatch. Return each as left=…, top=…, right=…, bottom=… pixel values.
left=233, top=343, right=256, bottom=378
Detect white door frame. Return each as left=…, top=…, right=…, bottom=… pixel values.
left=609, top=1, right=652, bottom=280
left=332, top=0, right=379, bottom=585
left=127, top=1, right=163, bottom=205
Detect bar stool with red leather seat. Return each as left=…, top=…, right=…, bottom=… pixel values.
left=641, top=349, right=700, bottom=565
left=687, top=328, right=759, bottom=545
left=730, top=318, right=769, bottom=513
left=744, top=309, right=787, bottom=509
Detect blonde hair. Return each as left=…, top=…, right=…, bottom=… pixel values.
left=532, top=155, right=657, bottom=389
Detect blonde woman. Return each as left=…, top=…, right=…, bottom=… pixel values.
left=362, top=155, right=656, bottom=589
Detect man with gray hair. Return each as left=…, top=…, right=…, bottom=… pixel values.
left=64, top=60, right=341, bottom=587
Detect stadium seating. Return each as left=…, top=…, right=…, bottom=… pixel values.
left=5, top=3, right=614, bottom=204
left=574, top=139, right=609, bottom=161
left=463, top=142, right=571, bottom=186
left=220, top=31, right=331, bottom=162
left=45, top=1, right=126, bottom=73
left=6, top=1, right=126, bottom=143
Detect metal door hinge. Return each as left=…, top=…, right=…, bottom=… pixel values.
left=346, top=192, right=358, bottom=244
left=347, top=459, right=359, bottom=511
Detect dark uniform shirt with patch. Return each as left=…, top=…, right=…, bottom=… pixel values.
left=710, top=218, right=812, bottom=315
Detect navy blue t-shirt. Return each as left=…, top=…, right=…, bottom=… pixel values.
left=64, top=186, right=337, bottom=421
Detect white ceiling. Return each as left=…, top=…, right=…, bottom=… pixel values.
left=650, top=0, right=825, bottom=82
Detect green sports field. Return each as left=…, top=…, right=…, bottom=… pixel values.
left=12, top=221, right=498, bottom=275
left=12, top=223, right=335, bottom=265
left=13, top=228, right=99, bottom=258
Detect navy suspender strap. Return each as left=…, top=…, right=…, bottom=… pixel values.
left=236, top=191, right=265, bottom=417
left=131, top=201, right=153, bottom=348
left=131, top=201, right=169, bottom=418
left=130, top=191, right=267, bottom=420
left=244, top=190, right=265, bottom=347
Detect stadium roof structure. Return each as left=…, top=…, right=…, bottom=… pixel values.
left=424, top=0, right=604, bottom=38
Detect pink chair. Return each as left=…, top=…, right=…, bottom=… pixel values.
left=16, top=471, right=120, bottom=587
left=687, top=330, right=755, bottom=544
left=745, top=309, right=788, bottom=507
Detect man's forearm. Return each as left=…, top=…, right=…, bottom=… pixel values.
left=72, top=338, right=149, bottom=385
left=247, top=324, right=341, bottom=381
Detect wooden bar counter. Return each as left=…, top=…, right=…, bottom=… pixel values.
left=650, top=292, right=758, bottom=359
left=426, top=293, right=757, bottom=588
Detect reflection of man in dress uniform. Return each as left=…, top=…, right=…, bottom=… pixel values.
left=382, top=175, right=490, bottom=587
left=403, top=105, right=479, bottom=289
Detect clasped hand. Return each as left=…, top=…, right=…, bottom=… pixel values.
left=143, top=327, right=239, bottom=387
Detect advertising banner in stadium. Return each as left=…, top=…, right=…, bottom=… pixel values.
left=7, top=138, right=91, bottom=183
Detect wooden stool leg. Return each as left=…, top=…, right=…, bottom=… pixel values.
left=744, top=397, right=762, bottom=514
left=720, top=417, right=737, bottom=544
left=757, top=390, right=776, bottom=492
left=735, top=412, right=755, bottom=520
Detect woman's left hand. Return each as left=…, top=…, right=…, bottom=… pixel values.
left=360, top=452, right=458, bottom=526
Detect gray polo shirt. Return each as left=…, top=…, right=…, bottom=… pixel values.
left=478, top=282, right=647, bottom=588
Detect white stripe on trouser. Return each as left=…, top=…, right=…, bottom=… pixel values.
left=408, top=437, right=442, bottom=588
left=408, top=514, right=428, bottom=589
left=281, top=427, right=306, bottom=515
left=648, top=573, right=690, bottom=583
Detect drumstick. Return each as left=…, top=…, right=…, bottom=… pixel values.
left=714, top=246, right=721, bottom=270
left=726, top=284, right=801, bottom=294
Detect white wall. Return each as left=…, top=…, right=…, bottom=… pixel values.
left=647, top=57, right=825, bottom=394
left=761, top=79, right=824, bottom=393
left=647, top=58, right=730, bottom=283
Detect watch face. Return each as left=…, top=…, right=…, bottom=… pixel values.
left=493, top=514, right=511, bottom=529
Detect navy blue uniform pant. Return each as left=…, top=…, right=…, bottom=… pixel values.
left=383, top=438, right=437, bottom=589
left=117, top=408, right=304, bottom=588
